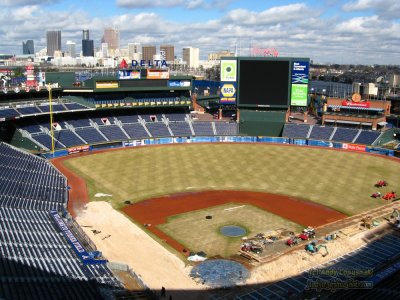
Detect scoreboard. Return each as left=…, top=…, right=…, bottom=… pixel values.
left=220, top=57, right=309, bottom=107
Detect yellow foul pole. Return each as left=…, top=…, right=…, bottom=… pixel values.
left=48, top=84, right=55, bottom=156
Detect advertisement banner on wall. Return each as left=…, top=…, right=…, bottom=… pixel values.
left=118, top=70, right=141, bottom=79
left=342, top=143, right=366, bottom=152
left=341, top=100, right=371, bottom=108
left=220, top=82, right=236, bottom=104
left=68, top=145, right=90, bottom=154
left=220, top=60, right=237, bottom=82
left=168, top=80, right=191, bottom=87
left=96, top=81, right=119, bottom=89
left=147, top=69, right=170, bottom=79
left=290, top=84, right=308, bottom=106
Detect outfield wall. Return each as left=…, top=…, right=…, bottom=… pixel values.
left=42, top=136, right=398, bottom=159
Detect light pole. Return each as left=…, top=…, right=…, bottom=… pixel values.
left=47, top=84, right=55, bottom=156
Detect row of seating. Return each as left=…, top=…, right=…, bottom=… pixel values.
left=28, top=121, right=238, bottom=151
left=0, top=143, right=67, bottom=210
left=18, top=109, right=189, bottom=134
left=0, top=142, right=123, bottom=299
left=282, top=123, right=381, bottom=145
left=0, top=102, right=91, bottom=119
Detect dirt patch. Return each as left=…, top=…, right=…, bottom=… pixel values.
left=52, top=155, right=89, bottom=217
left=123, top=190, right=347, bottom=256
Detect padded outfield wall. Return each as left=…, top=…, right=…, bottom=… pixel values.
left=238, top=109, right=286, bottom=137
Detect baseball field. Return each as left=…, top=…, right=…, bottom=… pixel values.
left=60, top=143, right=400, bottom=258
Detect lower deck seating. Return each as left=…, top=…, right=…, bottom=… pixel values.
left=214, top=122, right=237, bottom=136
left=282, top=124, right=310, bottom=139
left=75, top=128, right=107, bottom=144
left=145, top=122, right=171, bottom=137
left=168, top=122, right=192, bottom=137
left=192, top=122, right=214, bottom=136
left=0, top=142, right=122, bottom=298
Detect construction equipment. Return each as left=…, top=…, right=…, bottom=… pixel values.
left=371, top=192, right=381, bottom=199
left=286, top=236, right=301, bottom=247
left=383, top=192, right=397, bottom=201
left=375, top=180, right=388, bottom=188
left=305, top=242, right=328, bottom=257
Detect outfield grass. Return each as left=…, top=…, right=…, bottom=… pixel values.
left=63, top=144, right=400, bottom=215
left=157, top=203, right=302, bottom=258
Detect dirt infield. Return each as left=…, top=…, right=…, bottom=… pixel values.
left=123, top=190, right=346, bottom=256
left=52, top=154, right=90, bottom=217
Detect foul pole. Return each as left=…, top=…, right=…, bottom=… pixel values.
left=48, top=84, right=55, bottom=156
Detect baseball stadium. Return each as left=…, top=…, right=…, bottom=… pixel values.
left=0, top=57, right=400, bottom=300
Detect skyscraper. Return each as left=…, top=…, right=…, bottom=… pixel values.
left=46, top=30, right=61, bottom=56
left=128, top=43, right=142, bottom=61
left=66, top=41, right=76, bottom=58
left=22, top=40, right=34, bottom=55
left=82, top=30, right=89, bottom=41
left=82, top=29, right=94, bottom=57
left=183, top=47, right=200, bottom=68
left=142, top=45, right=156, bottom=61
left=101, top=28, right=120, bottom=52
left=160, top=45, right=174, bottom=62
left=101, top=43, right=108, bottom=58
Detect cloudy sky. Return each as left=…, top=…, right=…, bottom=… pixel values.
left=1, top=0, right=399, bottom=64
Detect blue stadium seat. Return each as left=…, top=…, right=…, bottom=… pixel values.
left=354, top=130, right=381, bottom=145
left=282, top=124, right=310, bottom=139
left=192, top=122, right=214, bottom=136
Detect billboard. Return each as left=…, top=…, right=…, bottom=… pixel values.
left=96, top=81, right=119, bottom=89
left=147, top=69, right=170, bottom=79
left=220, top=60, right=237, bottom=82
left=168, top=80, right=191, bottom=87
left=220, top=82, right=236, bottom=104
left=291, top=84, right=308, bottom=106
left=118, top=70, right=141, bottom=79
left=238, top=59, right=290, bottom=107
left=290, top=61, right=309, bottom=106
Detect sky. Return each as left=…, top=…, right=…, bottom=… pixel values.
left=1, top=0, right=399, bottom=65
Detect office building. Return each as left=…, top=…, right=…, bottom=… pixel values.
left=22, top=40, right=34, bottom=55
left=66, top=41, right=76, bottom=58
left=183, top=47, right=200, bottom=68
left=101, top=43, right=108, bottom=58
left=160, top=45, right=174, bottom=62
left=142, top=45, right=156, bottom=62
left=82, top=30, right=94, bottom=57
left=128, top=43, right=142, bottom=61
left=82, top=30, right=89, bottom=41
left=46, top=30, right=61, bottom=56
left=101, top=28, right=120, bottom=52
left=208, top=50, right=234, bottom=61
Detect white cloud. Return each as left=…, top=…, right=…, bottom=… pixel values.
left=0, top=2, right=399, bottom=64
left=2, top=0, right=58, bottom=6
left=342, top=0, right=400, bottom=19
left=225, top=4, right=310, bottom=26
left=186, top=0, right=204, bottom=9
left=116, top=0, right=183, bottom=8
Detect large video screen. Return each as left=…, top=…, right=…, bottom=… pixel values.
left=238, top=60, right=290, bottom=107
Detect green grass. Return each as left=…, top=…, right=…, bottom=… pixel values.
left=63, top=144, right=400, bottom=215
left=157, top=203, right=302, bottom=258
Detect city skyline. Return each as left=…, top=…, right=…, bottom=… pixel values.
left=1, top=0, right=399, bottom=64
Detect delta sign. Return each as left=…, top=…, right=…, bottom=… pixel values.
left=131, top=60, right=168, bottom=68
